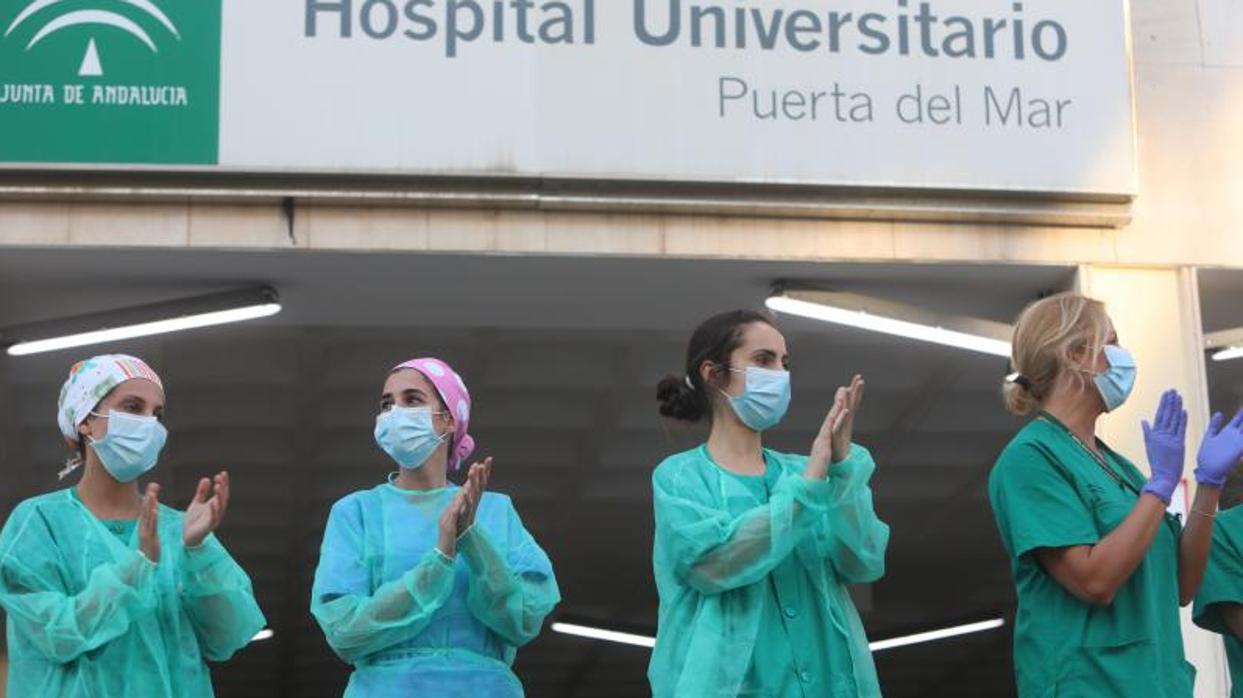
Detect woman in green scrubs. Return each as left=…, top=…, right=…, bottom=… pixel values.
left=0, top=354, right=266, bottom=697
left=648, top=309, right=889, bottom=698
left=988, top=292, right=1243, bottom=697
left=1194, top=493, right=1243, bottom=697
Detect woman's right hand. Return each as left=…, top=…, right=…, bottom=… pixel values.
left=1141, top=389, right=1187, bottom=504
left=808, top=386, right=851, bottom=479
left=138, top=483, right=161, bottom=564
left=437, top=490, right=466, bottom=559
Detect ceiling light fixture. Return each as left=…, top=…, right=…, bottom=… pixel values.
left=550, top=622, right=656, bottom=648
left=868, top=618, right=1006, bottom=652
left=766, top=290, right=1012, bottom=358
left=551, top=616, right=1006, bottom=653
left=1204, top=329, right=1243, bottom=363
left=3, top=286, right=281, bottom=357
left=1211, top=346, right=1243, bottom=362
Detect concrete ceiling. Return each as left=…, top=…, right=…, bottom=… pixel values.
left=0, top=248, right=1083, bottom=697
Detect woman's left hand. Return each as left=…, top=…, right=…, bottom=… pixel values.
left=456, top=458, right=492, bottom=535
left=1195, top=408, right=1243, bottom=487
left=830, top=375, right=865, bottom=464
left=183, top=471, right=229, bottom=548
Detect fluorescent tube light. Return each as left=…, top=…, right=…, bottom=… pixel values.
left=551, top=617, right=1005, bottom=653
left=252, top=628, right=275, bottom=642
left=766, top=295, right=1012, bottom=358
left=550, top=622, right=656, bottom=648
left=1212, top=346, right=1243, bottom=362
left=4, top=287, right=281, bottom=357
left=868, top=618, right=1006, bottom=652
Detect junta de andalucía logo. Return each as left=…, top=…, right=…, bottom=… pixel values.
left=1, top=0, right=188, bottom=107
left=0, top=0, right=221, bottom=165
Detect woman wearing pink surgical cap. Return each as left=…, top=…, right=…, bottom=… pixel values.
left=0, top=354, right=266, bottom=697
left=311, top=357, right=560, bottom=697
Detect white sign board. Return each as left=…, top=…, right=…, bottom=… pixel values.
left=0, top=0, right=1139, bottom=196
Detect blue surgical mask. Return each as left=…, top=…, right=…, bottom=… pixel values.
left=722, top=366, right=791, bottom=432
left=1094, top=345, right=1137, bottom=412
left=374, top=406, right=447, bottom=469
left=88, top=411, right=167, bottom=483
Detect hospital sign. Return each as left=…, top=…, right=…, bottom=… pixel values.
left=0, top=0, right=1136, bottom=197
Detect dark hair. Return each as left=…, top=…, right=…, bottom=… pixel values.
left=657, top=309, right=778, bottom=422
left=1222, top=467, right=1243, bottom=511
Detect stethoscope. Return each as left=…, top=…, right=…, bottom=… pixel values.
left=1038, top=412, right=1183, bottom=530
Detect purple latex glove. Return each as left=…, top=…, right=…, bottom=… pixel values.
left=1195, top=409, right=1243, bottom=487
left=1142, top=390, right=1187, bottom=504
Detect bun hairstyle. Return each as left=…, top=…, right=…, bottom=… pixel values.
left=657, top=309, right=778, bottom=423
left=1222, top=472, right=1243, bottom=511
left=1004, top=292, right=1111, bottom=416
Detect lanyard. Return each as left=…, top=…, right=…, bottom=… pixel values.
left=1037, top=413, right=1139, bottom=496
left=1038, top=414, right=1183, bottom=534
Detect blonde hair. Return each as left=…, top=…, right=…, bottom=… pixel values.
left=1004, top=292, right=1112, bottom=416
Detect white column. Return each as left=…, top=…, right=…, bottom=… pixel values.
left=1079, top=265, right=1229, bottom=698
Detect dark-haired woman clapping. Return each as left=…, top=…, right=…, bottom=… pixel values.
left=648, top=310, right=888, bottom=698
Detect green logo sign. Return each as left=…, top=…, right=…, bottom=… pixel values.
left=0, top=0, right=221, bottom=164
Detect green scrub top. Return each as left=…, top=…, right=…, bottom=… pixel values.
left=310, top=483, right=560, bottom=698
left=725, top=461, right=855, bottom=696
left=0, top=488, right=267, bottom=698
left=1193, top=504, right=1243, bottom=698
left=649, top=444, right=889, bottom=698
left=987, top=414, right=1193, bottom=698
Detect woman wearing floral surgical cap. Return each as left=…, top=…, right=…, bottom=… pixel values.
left=0, top=354, right=266, bottom=697
left=311, top=357, right=560, bottom=697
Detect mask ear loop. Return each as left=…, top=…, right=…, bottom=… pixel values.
left=439, top=417, right=456, bottom=470
left=714, top=366, right=736, bottom=402
left=58, top=453, right=82, bottom=481
left=426, top=409, right=451, bottom=442
left=716, top=365, right=749, bottom=401
left=60, top=413, right=99, bottom=481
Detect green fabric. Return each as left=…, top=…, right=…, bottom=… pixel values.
left=649, top=443, right=889, bottom=698
left=101, top=518, right=138, bottom=543
left=310, top=484, right=559, bottom=697
left=1193, top=504, right=1243, bottom=698
left=0, top=488, right=266, bottom=697
left=988, top=415, right=1193, bottom=698
left=723, top=464, right=853, bottom=697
